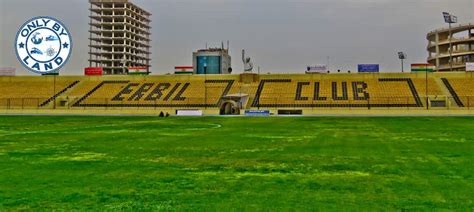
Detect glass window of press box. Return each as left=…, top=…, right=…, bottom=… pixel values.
left=197, top=56, right=221, bottom=74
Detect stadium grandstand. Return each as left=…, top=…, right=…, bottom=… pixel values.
left=0, top=72, right=474, bottom=115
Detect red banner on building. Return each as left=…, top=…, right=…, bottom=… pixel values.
left=85, top=67, right=103, bottom=76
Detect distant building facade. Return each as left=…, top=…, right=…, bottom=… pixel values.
left=193, top=47, right=232, bottom=75
left=427, top=23, right=474, bottom=71
left=89, top=0, right=151, bottom=75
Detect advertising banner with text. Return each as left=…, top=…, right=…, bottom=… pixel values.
left=358, top=64, right=379, bottom=73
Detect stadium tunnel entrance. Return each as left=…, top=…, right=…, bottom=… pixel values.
left=220, top=101, right=240, bottom=115
left=219, top=94, right=249, bottom=115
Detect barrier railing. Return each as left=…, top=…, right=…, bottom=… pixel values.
left=0, top=96, right=473, bottom=110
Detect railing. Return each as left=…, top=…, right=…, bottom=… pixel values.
left=428, top=52, right=474, bottom=61
left=428, top=37, right=474, bottom=47
left=427, top=23, right=474, bottom=35
left=1, top=97, right=474, bottom=110
left=0, top=98, right=48, bottom=110
left=436, top=63, right=468, bottom=70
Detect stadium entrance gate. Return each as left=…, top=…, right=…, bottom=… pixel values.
left=220, top=100, right=240, bottom=115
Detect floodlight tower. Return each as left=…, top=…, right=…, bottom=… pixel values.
left=398, top=52, right=407, bottom=72
left=443, top=12, right=458, bottom=72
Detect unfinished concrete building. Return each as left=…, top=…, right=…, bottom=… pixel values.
left=89, top=0, right=151, bottom=75
left=427, top=23, right=474, bottom=71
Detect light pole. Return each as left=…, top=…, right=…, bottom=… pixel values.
left=398, top=52, right=407, bottom=72
left=53, top=73, right=56, bottom=109
left=204, top=64, right=207, bottom=109
left=443, top=12, right=458, bottom=72
left=425, top=65, right=429, bottom=110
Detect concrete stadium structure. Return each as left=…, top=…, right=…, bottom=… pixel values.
left=89, top=0, right=151, bottom=75
left=427, top=23, right=474, bottom=71
left=2, top=73, right=474, bottom=116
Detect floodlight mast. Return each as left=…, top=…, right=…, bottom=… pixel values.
left=443, top=12, right=458, bottom=72
left=398, top=52, right=406, bottom=72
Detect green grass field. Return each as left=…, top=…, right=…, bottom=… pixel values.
left=0, top=116, right=472, bottom=210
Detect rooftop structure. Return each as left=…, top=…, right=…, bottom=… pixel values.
left=192, top=44, right=232, bottom=75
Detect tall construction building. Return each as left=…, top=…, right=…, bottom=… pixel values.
left=427, top=23, right=474, bottom=71
left=89, top=0, right=151, bottom=75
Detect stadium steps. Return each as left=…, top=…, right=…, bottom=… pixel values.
left=441, top=78, right=464, bottom=107
left=39, top=80, right=80, bottom=107
left=434, top=77, right=459, bottom=107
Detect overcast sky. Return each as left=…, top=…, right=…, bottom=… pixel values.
left=0, top=0, right=473, bottom=75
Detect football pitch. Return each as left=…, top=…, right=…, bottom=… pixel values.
left=0, top=116, right=472, bottom=210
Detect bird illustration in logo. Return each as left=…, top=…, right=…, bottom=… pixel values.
left=31, top=32, right=43, bottom=45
